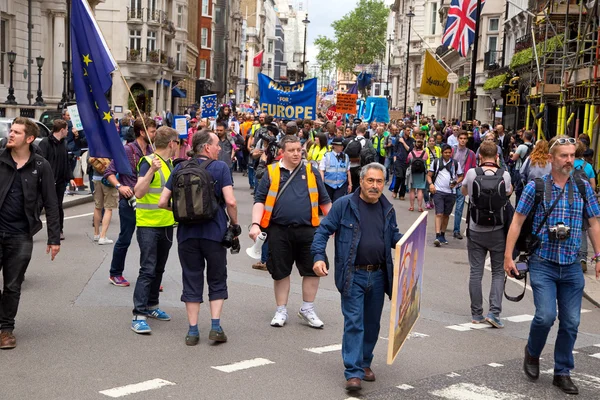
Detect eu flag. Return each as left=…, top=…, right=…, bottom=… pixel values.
left=71, top=0, right=131, bottom=175
left=201, top=94, right=217, bottom=118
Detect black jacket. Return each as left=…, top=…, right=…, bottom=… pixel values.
left=66, top=120, right=87, bottom=155
left=0, top=146, right=61, bottom=244
left=38, top=135, right=73, bottom=183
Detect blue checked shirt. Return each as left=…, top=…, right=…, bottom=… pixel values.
left=516, top=175, right=600, bottom=265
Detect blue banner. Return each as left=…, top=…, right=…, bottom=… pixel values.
left=200, top=94, right=217, bottom=118
left=258, top=74, right=316, bottom=120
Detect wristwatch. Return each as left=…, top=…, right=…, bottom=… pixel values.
left=115, top=184, right=122, bottom=189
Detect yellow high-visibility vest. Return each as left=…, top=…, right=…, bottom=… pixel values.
left=136, top=154, right=175, bottom=228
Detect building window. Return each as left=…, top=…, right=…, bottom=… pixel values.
left=0, top=19, right=6, bottom=85
left=431, top=2, right=437, bottom=35
left=147, top=31, right=156, bottom=51
left=268, top=40, right=274, bottom=53
left=177, top=5, right=184, bottom=28
left=488, top=35, right=498, bottom=52
left=147, top=0, right=156, bottom=13
left=202, top=0, right=210, bottom=16
left=214, top=63, right=222, bottom=80
left=200, top=59, right=207, bottom=79
left=176, top=43, right=182, bottom=70
left=489, top=18, right=499, bottom=32
left=201, top=28, right=208, bottom=47
left=129, top=29, right=142, bottom=50
left=130, top=0, right=141, bottom=11
left=215, top=7, right=222, bottom=24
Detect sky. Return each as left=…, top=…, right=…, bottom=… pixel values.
left=304, top=0, right=394, bottom=72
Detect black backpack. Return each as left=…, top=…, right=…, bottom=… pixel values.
left=410, top=151, right=426, bottom=174
left=360, top=140, right=377, bottom=166
left=171, top=158, right=220, bottom=223
left=345, top=137, right=362, bottom=159
left=470, top=167, right=507, bottom=226
left=432, top=158, right=456, bottom=184
left=573, top=161, right=591, bottom=184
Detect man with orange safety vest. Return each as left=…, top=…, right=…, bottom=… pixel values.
left=249, top=135, right=332, bottom=328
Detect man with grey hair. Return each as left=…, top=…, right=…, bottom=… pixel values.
left=311, top=162, right=402, bottom=392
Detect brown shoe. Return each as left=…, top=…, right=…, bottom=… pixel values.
left=0, top=331, right=16, bottom=349
left=252, top=262, right=267, bottom=271
left=345, top=377, right=362, bottom=392
left=363, top=367, right=376, bottom=382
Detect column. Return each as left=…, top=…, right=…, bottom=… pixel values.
left=392, top=74, right=399, bottom=109
left=52, top=12, right=66, bottom=100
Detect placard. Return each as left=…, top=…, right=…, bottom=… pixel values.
left=336, top=93, right=358, bottom=114
left=174, top=116, right=188, bottom=139
left=67, top=104, right=84, bottom=131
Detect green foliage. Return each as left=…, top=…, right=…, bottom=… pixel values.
left=318, top=0, right=390, bottom=73
left=458, top=75, right=469, bottom=87
left=314, top=36, right=337, bottom=73
left=483, top=73, right=509, bottom=91
left=510, top=34, right=564, bottom=69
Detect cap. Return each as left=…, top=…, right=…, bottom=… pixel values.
left=353, top=118, right=362, bottom=124
left=331, top=137, right=344, bottom=146
left=190, top=118, right=198, bottom=123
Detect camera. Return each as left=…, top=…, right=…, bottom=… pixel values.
left=548, top=222, right=570, bottom=241
left=450, top=179, right=458, bottom=187
left=222, top=224, right=242, bottom=254
left=128, top=196, right=137, bottom=209
left=513, top=261, right=529, bottom=280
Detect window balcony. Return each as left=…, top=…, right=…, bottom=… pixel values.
left=127, top=47, right=142, bottom=62
left=147, top=9, right=161, bottom=25
left=484, top=50, right=501, bottom=71
left=127, top=7, right=143, bottom=22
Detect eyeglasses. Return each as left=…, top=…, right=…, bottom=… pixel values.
left=549, top=137, right=576, bottom=151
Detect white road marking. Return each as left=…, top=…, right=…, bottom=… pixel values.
left=408, top=332, right=430, bottom=339
left=446, top=372, right=461, bottom=378
left=581, top=309, right=592, bottom=314
left=99, top=378, right=175, bottom=398
left=446, top=324, right=474, bottom=332
left=590, top=353, right=600, bottom=359
left=430, top=383, right=528, bottom=400
left=446, top=322, right=491, bottom=332
left=379, top=336, right=389, bottom=340
left=487, top=363, right=504, bottom=367
left=594, top=344, right=600, bottom=348
left=345, top=397, right=361, bottom=400
left=503, top=314, right=534, bottom=323
left=304, top=344, right=342, bottom=354
left=42, top=212, right=94, bottom=224
left=397, top=384, right=414, bottom=390
left=572, top=351, right=579, bottom=354
left=211, top=358, right=275, bottom=373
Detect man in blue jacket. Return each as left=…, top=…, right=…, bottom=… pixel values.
left=311, top=162, right=402, bottom=392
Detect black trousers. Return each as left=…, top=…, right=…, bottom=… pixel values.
left=55, top=181, right=67, bottom=232
left=0, top=232, right=33, bottom=332
left=350, top=166, right=361, bottom=192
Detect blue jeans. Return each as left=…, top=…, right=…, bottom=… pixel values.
left=340, top=269, right=385, bottom=380
left=248, top=165, right=256, bottom=189
left=527, top=254, right=584, bottom=375
left=110, top=198, right=136, bottom=277
left=133, top=226, right=173, bottom=316
left=453, top=188, right=464, bottom=234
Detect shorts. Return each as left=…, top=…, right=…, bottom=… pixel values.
left=266, top=223, right=321, bottom=281
left=94, top=182, right=119, bottom=209
left=433, top=192, right=456, bottom=216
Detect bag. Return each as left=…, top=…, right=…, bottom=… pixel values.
left=360, top=140, right=377, bottom=166
left=345, top=137, right=362, bottom=159
left=573, top=161, right=591, bottom=184
left=171, top=158, right=220, bottom=223
left=409, top=151, right=426, bottom=174
left=432, top=158, right=455, bottom=184
left=88, top=157, right=111, bottom=174
left=469, top=167, right=507, bottom=226
left=521, top=143, right=533, bottom=160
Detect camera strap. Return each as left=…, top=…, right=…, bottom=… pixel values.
left=535, top=182, right=565, bottom=238
left=504, top=274, right=527, bottom=302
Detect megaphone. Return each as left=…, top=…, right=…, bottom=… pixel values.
left=246, top=232, right=267, bottom=260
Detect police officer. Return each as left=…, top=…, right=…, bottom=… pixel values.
left=319, top=137, right=352, bottom=202
left=249, top=135, right=332, bottom=328
left=130, top=126, right=179, bottom=334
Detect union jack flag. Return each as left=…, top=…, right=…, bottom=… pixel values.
left=441, top=0, right=485, bottom=57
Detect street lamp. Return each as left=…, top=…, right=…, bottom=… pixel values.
left=5, top=51, right=17, bottom=105
left=430, top=96, right=437, bottom=106
left=403, top=7, right=415, bottom=116
left=34, top=56, right=45, bottom=106
left=60, top=61, right=69, bottom=107
left=229, top=89, right=236, bottom=111
left=302, top=14, right=310, bottom=80
left=386, top=35, right=393, bottom=108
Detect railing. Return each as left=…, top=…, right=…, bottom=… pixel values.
left=484, top=50, right=501, bottom=71
left=127, top=47, right=168, bottom=63
left=147, top=9, right=161, bottom=23
left=127, top=47, right=141, bottom=62
left=126, top=7, right=143, bottom=21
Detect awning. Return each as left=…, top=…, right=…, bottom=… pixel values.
left=172, top=87, right=186, bottom=98
left=156, top=79, right=171, bottom=87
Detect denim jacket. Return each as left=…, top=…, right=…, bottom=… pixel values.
left=311, top=190, right=402, bottom=298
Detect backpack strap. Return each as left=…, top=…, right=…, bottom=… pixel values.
left=199, top=159, right=214, bottom=170
left=573, top=176, right=588, bottom=205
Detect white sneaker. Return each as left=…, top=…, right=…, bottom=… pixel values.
left=270, top=309, right=288, bottom=327
left=98, top=237, right=114, bottom=245
left=93, top=235, right=100, bottom=242
left=298, top=308, right=324, bottom=329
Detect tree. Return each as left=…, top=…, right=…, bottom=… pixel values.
left=329, top=0, right=389, bottom=73
left=314, top=35, right=337, bottom=73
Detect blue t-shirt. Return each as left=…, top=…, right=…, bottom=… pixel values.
left=573, top=159, right=595, bottom=181
left=354, top=198, right=385, bottom=265
left=165, top=158, right=232, bottom=243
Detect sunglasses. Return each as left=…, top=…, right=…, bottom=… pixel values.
left=549, top=137, right=576, bottom=151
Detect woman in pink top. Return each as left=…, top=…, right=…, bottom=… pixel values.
left=406, top=139, right=429, bottom=212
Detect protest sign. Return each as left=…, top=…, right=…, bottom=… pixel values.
left=336, top=93, right=358, bottom=114
left=67, top=105, right=84, bottom=131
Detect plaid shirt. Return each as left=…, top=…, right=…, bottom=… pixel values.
left=104, top=141, right=153, bottom=199
left=516, top=174, right=600, bottom=265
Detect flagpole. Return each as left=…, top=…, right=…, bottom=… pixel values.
left=409, top=29, right=453, bottom=74
left=467, top=0, right=482, bottom=123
